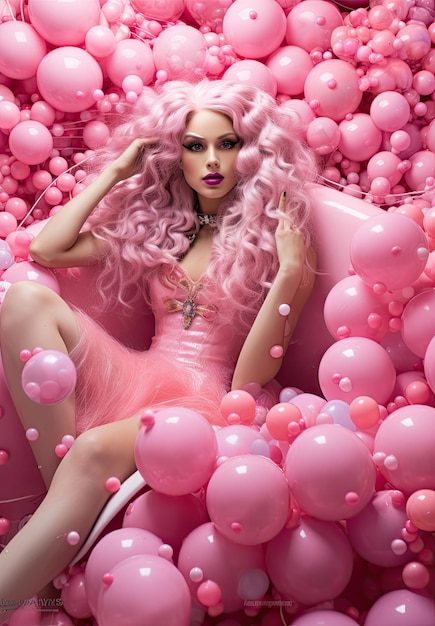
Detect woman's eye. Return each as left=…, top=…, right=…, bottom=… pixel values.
left=220, top=139, right=239, bottom=150
left=183, top=142, right=204, bottom=152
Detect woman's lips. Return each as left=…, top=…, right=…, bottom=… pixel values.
left=203, top=174, right=224, bottom=185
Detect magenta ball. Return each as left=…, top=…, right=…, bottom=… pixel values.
left=364, top=589, right=435, bottom=626
left=21, top=350, right=77, bottom=404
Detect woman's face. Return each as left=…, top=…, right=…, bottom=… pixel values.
left=180, top=109, right=241, bottom=213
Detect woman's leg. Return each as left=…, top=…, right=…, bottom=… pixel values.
left=0, top=281, right=80, bottom=488
left=0, top=414, right=141, bottom=622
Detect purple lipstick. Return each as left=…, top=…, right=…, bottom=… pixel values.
left=203, top=173, right=224, bottom=186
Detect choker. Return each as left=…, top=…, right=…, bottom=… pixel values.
left=197, top=213, right=220, bottom=228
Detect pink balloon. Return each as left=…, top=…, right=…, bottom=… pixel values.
left=365, top=58, right=414, bottom=96
left=185, top=0, right=233, bottom=32
left=291, top=610, right=360, bottom=626
left=424, top=335, right=435, bottom=395
left=367, top=151, right=403, bottom=187
left=7, top=598, right=40, bottom=625
left=106, top=40, right=155, bottom=88
left=153, top=25, right=207, bottom=82
left=266, top=46, right=313, bottom=97
left=30, top=101, right=56, bottom=127
left=318, top=337, right=396, bottom=405
left=374, top=404, right=435, bottom=495
left=21, top=349, right=77, bottom=405
left=406, top=489, right=435, bottom=532
left=36, top=47, right=103, bottom=113
left=381, top=331, right=422, bottom=373
left=364, top=589, right=435, bottom=626
left=223, top=60, right=277, bottom=97
left=177, top=522, right=266, bottom=613
left=82, top=121, right=111, bottom=150
left=404, top=150, right=435, bottom=191
left=0, top=21, right=46, bottom=80
left=397, top=23, right=431, bottom=61
left=61, top=571, right=92, bottom=619
left=206, top=454, right=289, bottom=545
left=323, top=274, right=390, bottom=342
left=122, top=490, right=208, bottom=558
left=130, top=0, right=185, bottom=20
left=370, top=91, right=411, bottom=133
left=350, top=212, right=429, bottom=292
left=401, top=290, right=435, bottom=358
left=223, top=0, right=287, bottom=59
left=304, top=60, right=362, bottom=122
left=306, top=117, right=341, bottom=155
left=96, top=554, right=191, bottom=626
left=285, top=0, right=344, bottom=53
left=134, top=407, right=217, bottom=496
left=8, top=120, right=53, bottom=166
left=285, top=424, right=376, bottom=520
left=84, top=527, right=165, bottom=614
left=215, top=424, right=269, bottom=458
left=265, top=516, right=353, bottom=605
left=2, top=261, right=60, bottom=293
left=28, top=0, right=100, bottom=46
left=85, top=25, right=116, bottom=58
left=338, top=113, right=383, bottom=161
left=220, top=389, right=256, bottom=425
left=347, top=490, right=412, bottom=567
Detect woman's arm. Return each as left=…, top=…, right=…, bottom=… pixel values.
left=231, top=202, right=316, bottom=390
left=29, top=138, right=156, bottom=269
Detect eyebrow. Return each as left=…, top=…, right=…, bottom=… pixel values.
left=183, top=132, right=238, bottom=140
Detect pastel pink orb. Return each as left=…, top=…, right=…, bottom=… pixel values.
left=96, top=554, right=191, bottom=626
left=349, top=396, right=381, bottom=430
left=406, top=489, right=435, bottom=531
left=220, top=389, right=256, bottom=425
left=265, top=517, right=353, bottom=606
left=350, top=212, right=429, bottom=291
left=318, top=337, right=396, bottom=405
left=0, top=101, right=20, bottom=131
left=0, top=20, right=47, bottom=80
left=8, top=120, right=53, bottom=166
left=364, top=589, right=435, bottom=626
left=286, top=0, right=344, bottom=53
left=134, top=407, right=217, bottom=496
left=370, top=91, right=411, bottom=133
left=367, top=151, right=403, bottom=187
left=374, top=404, right=435, bottom=495
left=153, top=25, right=207, bottom=82
left=223, top=60, right=277, bottom=97
left=424, top=335, right=435, bottom=395
left=304, top=59, right=362, bottom=121
left=36, top=46, right=103, bottom=113
left=285, top=424, right=376, bottom=520
left=30, top=100, right=56, bottom=127
left=61, top=571, right=91, bottom=619
left=291, top=611, right=360, bottom=626
left=397, top=23, right=431, bottom=61
left=346, top=490, right=411, bottom=567
left=404, top=150, right=435, bottom=191
left=85, top=527, right=165, bottom=614
left=223, top=0, right=287, bottom=59
left=82, top=120, right=111, bottom=150
left=21, top=350, right=77, bottom=405
left=266, top=46, right=313, bottom=96
left=185, top=0, right=233, bottom=32
left=338, top=113, right=383, bottom=161
left=413, top=70, right=435, bottom=96
left=402, top=561, right=430, bottom=590
left=206, top=455, right=289, bottom=545
left=401, top=290, right=435, bottom=358
left=266, top=401, right=302, bottom=441
left=323, top=274, right=390, bottom=342
left=130, top=0, right=185, bottom=20
left=85, top=25, right=116, bottom=58
left=106, top=40, right=155, bottom=88
left=28, top=0, right=100, bottom=46
left=306, top=117, right=341, bottom=155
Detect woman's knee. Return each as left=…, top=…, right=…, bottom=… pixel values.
left=1, top=282, right=59, bottom=327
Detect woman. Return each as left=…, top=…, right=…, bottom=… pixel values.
left=0, top=79, right=317, bottom=618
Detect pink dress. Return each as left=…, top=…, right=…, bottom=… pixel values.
left=71, top=263, right=278, bottom=434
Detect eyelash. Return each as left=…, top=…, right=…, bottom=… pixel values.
left=182, top=139, right=239, bottom=152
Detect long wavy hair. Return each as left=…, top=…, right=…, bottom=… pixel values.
left=87, top=79, right=319, bottom=329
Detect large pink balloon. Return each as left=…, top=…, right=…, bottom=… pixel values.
left=215, top=424, right=269, bottom=458
left=285, top=424, right=376, bottom=520
left=105, top=40, right=155, bottom=88
left=291, top=610, right=360, bottom=626
left=205, top=454, right=289, bottom=545
left=177, top=522, right=266, bottom=613
left=370, top=91, right=411, bottom=133
left=96, top=554, right=191, bottom=626
left=36, top=47, right=103, bottom=113
left=8, top=121, right=53, bottom=166
left=424, top=335, right=435, bottom=395
left=223, top=60, right=277, bottom=97
left=153, top=25, right=207, bottom=81
left=304, top=59, right=362, bottom=121
left=185, top=0, right=233, bottom=32
left=265, top=517, right=353, bottom=606
left=21, top=349, right=76, bottom=405
left=323, top=274, right=390, bottom=342
left=266, top=46, right=313, bottom=96
left=364, top=589, right=435, bottom=626
left=0, top=21, right=46, bottom=80
left=401, top=290, right=435, bottom=358
left=131, top=0, right=185, bottom=20
left=318, top=337, right=396, bottom=405
left=346, top=490, right=412, bottom=567
left=84, top=527, right=165, bottom=614
left=338, top=113, right=383, bottom=161
left=223, top=0, right=286, bottom=59
left=134, top=407, right=217, bottom=496
left=350, top=212, right=429, bottom=292
left=374, top=404, right=435, bottom=495
left=285, top=0, right=344, bottom=53
left=28, top=0, right=100, bottom=46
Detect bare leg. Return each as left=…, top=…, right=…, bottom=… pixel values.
left=0, top=281, right=80, bottom=487
left=0, top=414, right=140, bottom=622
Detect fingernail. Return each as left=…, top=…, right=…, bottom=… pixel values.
left=282, top=191, right=286, bottom=198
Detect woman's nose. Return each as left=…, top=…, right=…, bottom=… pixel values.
left=206, top=148, right=219, bottom=168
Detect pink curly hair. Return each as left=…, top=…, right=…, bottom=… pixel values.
left=87, top=79, right=319, bottom=329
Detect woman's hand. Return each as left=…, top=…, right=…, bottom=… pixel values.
left=275, top=192, right=306, bottom=278
left=109, top=137, right=159, bottom=182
